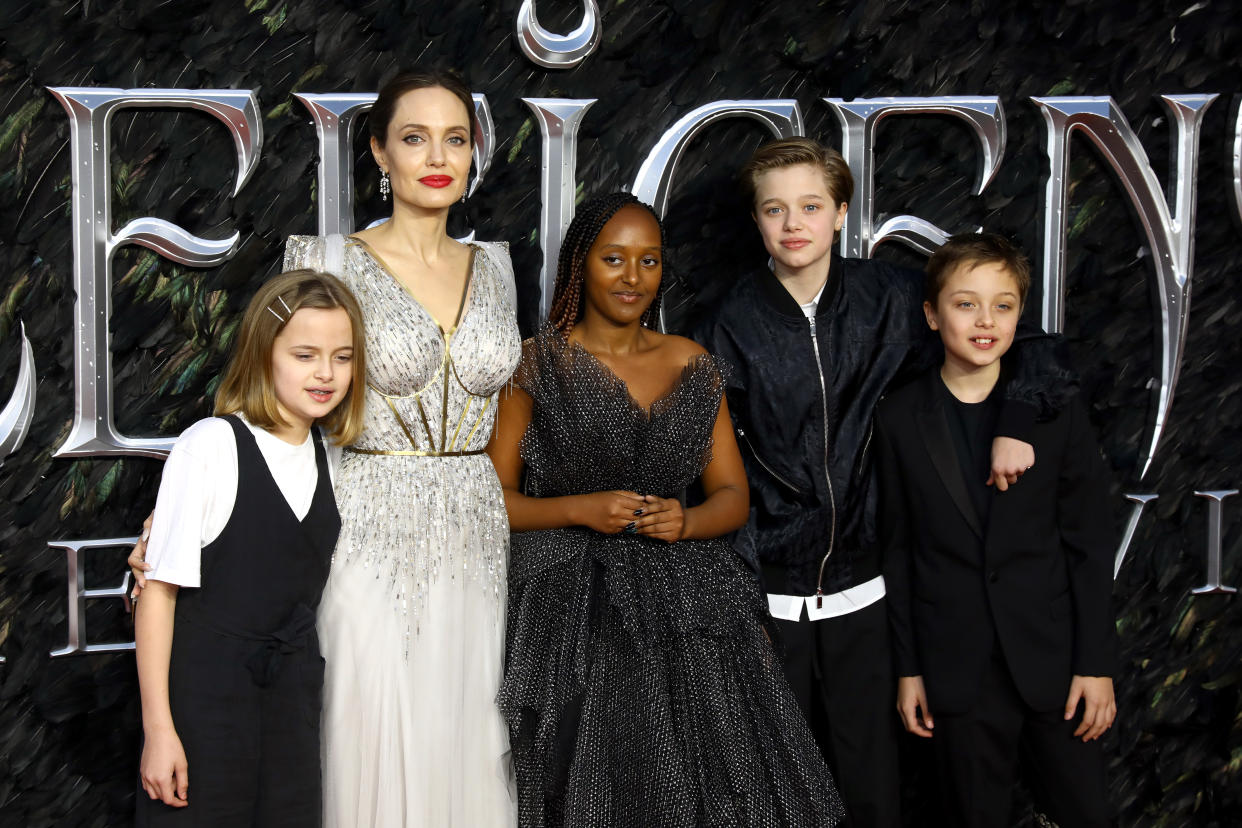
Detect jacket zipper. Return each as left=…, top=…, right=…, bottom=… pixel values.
left=737, top=428, right=804, bottom=495
left=809, top=316, right=838, bottom=608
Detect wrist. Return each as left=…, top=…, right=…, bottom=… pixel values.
left=563, top=494, right=587, bottom=528
left=679, top=508, right=696, bottom=541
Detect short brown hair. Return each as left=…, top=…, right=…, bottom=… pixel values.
left=369, top=68, right=478, bottom=148
left=214, top=270, right=367, bottom=445
left=740, top=137, right=854, bottom=209
left=925, top=232, right=1031, bottom=307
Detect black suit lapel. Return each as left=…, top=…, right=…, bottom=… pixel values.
left=916, top=375, right=985, bottom=539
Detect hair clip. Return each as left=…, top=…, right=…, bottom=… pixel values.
left=267, top=295, right=294, bottom=324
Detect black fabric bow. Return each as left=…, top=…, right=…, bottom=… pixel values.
left=244, top=604, right=317, bottom=688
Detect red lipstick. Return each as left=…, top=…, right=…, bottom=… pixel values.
left=419, top=175, right=453, bottom=188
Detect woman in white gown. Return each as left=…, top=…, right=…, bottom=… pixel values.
left=282, top=69, right=521, bottom=826
left=132, top=69, right=519, bottom=825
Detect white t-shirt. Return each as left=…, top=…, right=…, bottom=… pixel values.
left=799, top=281, right=827, bottom=319
left=144, top=416, right=341, bottom=588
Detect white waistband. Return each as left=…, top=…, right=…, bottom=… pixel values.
left=766, top=575, right=887, bottom=622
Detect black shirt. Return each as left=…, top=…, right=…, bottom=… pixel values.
left=938, top=375, right=1001, bottom=526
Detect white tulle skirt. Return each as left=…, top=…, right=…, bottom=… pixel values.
left=317, top=452, right=516, bottom=827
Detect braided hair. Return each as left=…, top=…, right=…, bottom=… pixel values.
left=548, top=192, right=667, bottom=334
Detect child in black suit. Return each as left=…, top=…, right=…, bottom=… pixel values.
left=875, top=233, right=1117, bottom=828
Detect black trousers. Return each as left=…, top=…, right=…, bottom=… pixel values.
left=933, top=650, right=1109, bottom=828
left=774, top=598, right=901, bottom=828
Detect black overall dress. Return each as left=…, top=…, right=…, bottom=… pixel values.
left=137, top=416, right=340, bottom=827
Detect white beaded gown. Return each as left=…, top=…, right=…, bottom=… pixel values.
left=284, top=235, right=521, bottom=827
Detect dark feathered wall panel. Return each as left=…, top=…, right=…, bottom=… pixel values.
left=0, top=1, right=1238, bottom=825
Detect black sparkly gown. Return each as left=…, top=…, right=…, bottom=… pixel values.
left=498, top=327, right=844, bottom=828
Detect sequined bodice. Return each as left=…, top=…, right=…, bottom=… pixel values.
left=284, top=235, right=522, bottom=453
left=516, top=327, right=724, bottom=500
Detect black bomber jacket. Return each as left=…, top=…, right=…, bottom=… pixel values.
left=693, top=252, right=1077, bottom=598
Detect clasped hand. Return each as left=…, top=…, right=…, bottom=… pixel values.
left=578, top=490, right=685, bottom=543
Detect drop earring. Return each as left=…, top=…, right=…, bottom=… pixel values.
left=380, top=170, right=390, bottom=201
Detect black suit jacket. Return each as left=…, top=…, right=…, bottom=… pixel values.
left=876, top=369, right=1117, bottom=716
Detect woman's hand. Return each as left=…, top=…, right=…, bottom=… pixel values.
left=570, top=490, right=647, bottom=535
left=634, top=494, right=686, bottom=543
left=127, top=513, right=155, bottom=606
left=896, top=675, right=934, bottom=738
left=139, top=725, right=189, bottom=807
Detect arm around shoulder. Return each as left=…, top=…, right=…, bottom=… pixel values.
left=1001, top=320, right=1079, bottom=425
left=991, top=327, right=1077, bottom=489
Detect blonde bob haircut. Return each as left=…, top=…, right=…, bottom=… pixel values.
left=740, top=137, right=855, bottom=211
left=214, top=269, right=367, bottom=445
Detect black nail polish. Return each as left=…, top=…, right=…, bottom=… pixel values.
left=633, top=509, right=644, bottom=516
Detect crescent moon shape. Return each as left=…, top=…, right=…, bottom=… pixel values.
left=515, top=0, right=602, bottom=69
left=0, top=321, right=37, bottom=466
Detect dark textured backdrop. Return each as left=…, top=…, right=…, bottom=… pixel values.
left=0, top=1, right=1239, bottom=826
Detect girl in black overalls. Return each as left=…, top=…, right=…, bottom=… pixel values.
left=134, top=269, right=367, bottom=827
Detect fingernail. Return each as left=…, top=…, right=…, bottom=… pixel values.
left=141, top=529, right=150, bottom=542
left=633, top=509, right=644, bottom=516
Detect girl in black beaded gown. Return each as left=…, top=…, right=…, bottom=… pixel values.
left=487, top=193, right=844, bottom=827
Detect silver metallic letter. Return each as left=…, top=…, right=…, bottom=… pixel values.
left=523, top=98, right=596, bottom=320
left=46, top=87, right=263, bottom=459
left=1113, top=493, right=1158, bottom=579
left=1191, top=490, right=1238, bottom=595
left=516, top=0, right=602, bottom=69
left=631, top=100, right=804, bottom=217
left=630, top=100, right=803, bottom=331
left=0, top=322, right=36, bottom=467
left=295, top=93, right=496, bottom=237
left=469, top=95, right=497, bottom=199
left=1031, top=96, right=1215, bottom=478
left=48, top=537, right=138, bottom=657
left=823, top=97, right=1006, bottom=258
left=1233, top=102, right=1242, bottom=226
left=295, top=93, right=376, bottom=237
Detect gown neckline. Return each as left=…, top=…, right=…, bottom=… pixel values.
left=347, top=235, right=478, bottom=336
left=562, top=335, right=712, bottom=419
